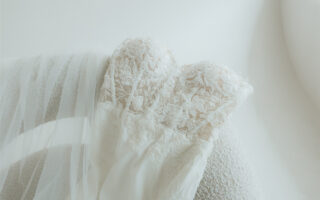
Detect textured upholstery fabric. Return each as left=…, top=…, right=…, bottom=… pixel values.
left=195, top=125, right=260, bottom=199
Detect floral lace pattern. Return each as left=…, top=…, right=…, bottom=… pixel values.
left=99, top=39, right=252, bottom=141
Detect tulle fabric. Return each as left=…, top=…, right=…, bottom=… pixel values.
left=0, top=39, right=252, bottom=200
left=0, top=54, right=212, bottom=200
left=0, top=54, right=107, bottom=200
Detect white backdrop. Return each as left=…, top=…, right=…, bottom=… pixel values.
left=1, top=0, right=320, bottom=199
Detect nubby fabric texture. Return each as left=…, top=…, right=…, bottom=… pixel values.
left=195, top=126, right=260, bottom=200
left=0, top=39, right=253, bottom=200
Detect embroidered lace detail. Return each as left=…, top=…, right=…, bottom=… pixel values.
left=159, top=63, right=252, bottom=140
left=99, top=39, right=252, bottom=141
left=99, top=39, right=176, bottom=113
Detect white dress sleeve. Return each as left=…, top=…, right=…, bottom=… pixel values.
left=89, top=39, right=252, bottom=200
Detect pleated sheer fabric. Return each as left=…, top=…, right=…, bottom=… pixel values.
left=0, top=54, right=107, bottom=200
left=0, top=39, right=252, bottom=200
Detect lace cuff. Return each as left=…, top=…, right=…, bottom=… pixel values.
left=181, top=62, right=253, bottom=140
left=98, top=39, right=253, bottom=142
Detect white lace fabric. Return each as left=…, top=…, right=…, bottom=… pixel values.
left=99, top=39, right=252, bottom=141
left=90, top=39, right=253, bottom=199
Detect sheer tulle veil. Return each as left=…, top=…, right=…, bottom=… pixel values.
left=0, top=54, right=108, bottom=199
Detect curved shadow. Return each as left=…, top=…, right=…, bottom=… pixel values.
left=247, top=0, right=320, bottom=199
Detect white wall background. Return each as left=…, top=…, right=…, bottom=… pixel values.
left=1, top=0, right=320, bottom=199
left=0, top=0, right=3, bottom=58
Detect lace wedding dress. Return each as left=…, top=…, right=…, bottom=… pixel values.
left=0, top=39, right=252, bottom=200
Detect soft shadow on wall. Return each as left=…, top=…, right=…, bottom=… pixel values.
left=281, top=0, right=320, bottom=111
left=247, top=0, right=320, bottom=199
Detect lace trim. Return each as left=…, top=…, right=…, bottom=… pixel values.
left=158, top=62, right=252, bottom=140
left=99, top=39, right=252, bottom=141
left=99, top=39, right=176, bottom=112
